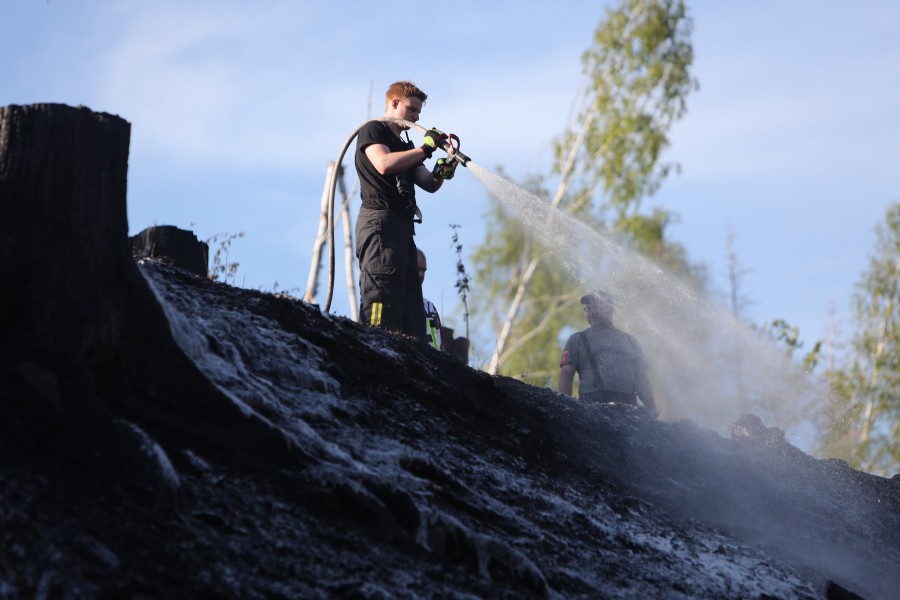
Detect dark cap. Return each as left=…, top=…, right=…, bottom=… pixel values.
left=580, top=290, right=614, bottom=307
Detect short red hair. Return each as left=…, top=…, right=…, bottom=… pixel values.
left=385, top=81, right=427, bottom=109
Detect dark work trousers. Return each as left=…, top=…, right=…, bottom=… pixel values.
left=355, top=207, right=426, bottom=339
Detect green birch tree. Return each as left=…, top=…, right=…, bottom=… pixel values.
left=472, top=0, right=700, bottom=383
left=820, top=204, right=900, bottom=475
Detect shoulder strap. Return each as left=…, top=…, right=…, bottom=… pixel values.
left=579, top=330, right=606, bottom=390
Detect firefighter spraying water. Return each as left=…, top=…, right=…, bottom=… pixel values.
left=322, top=82, right=471, bottom=342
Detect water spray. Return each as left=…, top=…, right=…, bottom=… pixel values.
left=323, top=118, right=471, bottom=312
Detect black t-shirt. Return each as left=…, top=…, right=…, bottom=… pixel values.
left=355, top=121, right=420, bottom=215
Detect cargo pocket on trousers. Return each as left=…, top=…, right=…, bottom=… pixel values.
left=363, top=265, right=397, bottom=303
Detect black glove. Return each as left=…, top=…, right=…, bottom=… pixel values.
left=432, top=157, right=457, bottom=180
left=420, top=128, right=447, bottom=158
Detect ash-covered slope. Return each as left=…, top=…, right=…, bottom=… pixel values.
left=3, top=259, right=898, bottom=599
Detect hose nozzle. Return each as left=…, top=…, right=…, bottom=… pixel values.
left=446, top=147, right=471, bottom=167
left=439, top=135, right=471, bottom=167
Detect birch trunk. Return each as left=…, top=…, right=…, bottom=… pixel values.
left=304, top=162, right=335, bottom=304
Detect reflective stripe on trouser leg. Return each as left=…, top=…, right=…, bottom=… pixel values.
left=427, top=320, right=439, bottom=349
left=370, top=302, right=383, bottom=326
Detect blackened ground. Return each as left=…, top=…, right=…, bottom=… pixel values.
left=2, top=260, right=898, bottom=599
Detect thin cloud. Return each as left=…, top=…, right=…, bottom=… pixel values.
left=89, top=2, right=598, bottom=176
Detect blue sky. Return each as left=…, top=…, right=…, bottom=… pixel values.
left=6, top=0, right=899, bottom=368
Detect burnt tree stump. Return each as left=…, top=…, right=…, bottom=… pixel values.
left=0, top=104, right=293, bottom=474
left=440, top=326, right=470, bottom=365
left=131, top=225, right=209, bottom=277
